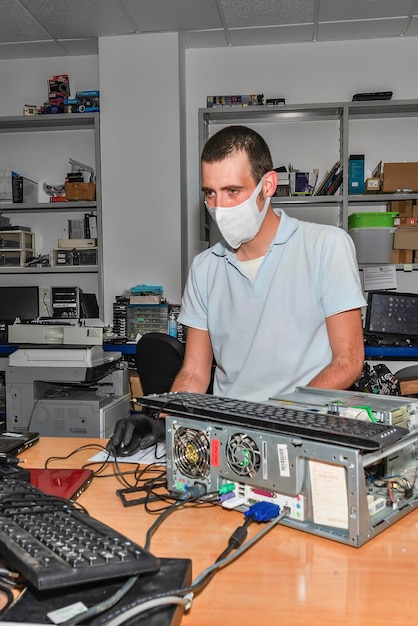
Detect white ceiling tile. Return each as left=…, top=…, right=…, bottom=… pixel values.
left=0, top=0, right=417, bottom=58
left=122, top=0, right=222, bottom=32
left=318, top=17, right=410, bottom=41
left=220, top=0, right=315, bottom=28
left=0, top=0, right=52, bottom=42
left=19, top=0, right=135, bottom=38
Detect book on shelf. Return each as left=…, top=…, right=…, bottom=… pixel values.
left=313, top=160, right=340, bottom=196
left=326, top=169, right=343, bottom=195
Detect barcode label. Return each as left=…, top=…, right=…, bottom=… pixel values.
left=277, top=444, right=290, bottom=477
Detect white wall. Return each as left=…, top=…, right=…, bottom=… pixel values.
left=0, top=56, right=99, bottom=114
left=98, top=33, right=183, bottom=323
left=184, top=37, right=418, bottom=263
left=2, top=36, right=418, bottom=326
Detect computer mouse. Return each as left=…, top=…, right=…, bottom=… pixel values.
left=107, top=414, right=159, bottom=457
left=114, top=432, right=156, bottom=457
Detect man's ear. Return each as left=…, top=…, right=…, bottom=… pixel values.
left=263, top=170, right=278, bottom=197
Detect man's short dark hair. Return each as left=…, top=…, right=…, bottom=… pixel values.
left=201, top=125, right=273, bottom=183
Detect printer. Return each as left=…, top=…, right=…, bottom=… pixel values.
left=5, top=322, right=131, bottom=438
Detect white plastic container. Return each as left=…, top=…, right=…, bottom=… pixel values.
left=348, top=227, right=396, bottom=264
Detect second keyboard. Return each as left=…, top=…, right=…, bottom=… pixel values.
left=0, top=478, right=160, bottom=590
left=140, top=392, right=409, bottom=451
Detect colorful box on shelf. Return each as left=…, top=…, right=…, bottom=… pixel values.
left=349, top=155, right=365, bottom=195
left=348, top=212, right=398, bottom=229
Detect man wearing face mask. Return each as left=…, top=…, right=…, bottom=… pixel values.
left=171, top=125, right=366, bottom=403
left=107, top=125, right=366, bottom=456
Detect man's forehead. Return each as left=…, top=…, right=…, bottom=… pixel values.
left=202, top=151, right=252, bottom=176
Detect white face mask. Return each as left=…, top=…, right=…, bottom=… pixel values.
left=205, top=177, right=269, bottom=249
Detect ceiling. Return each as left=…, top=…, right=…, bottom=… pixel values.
left=1, top=0, right=418, bottom=60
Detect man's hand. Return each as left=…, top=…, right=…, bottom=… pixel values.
left=106, top=414, right=165, bottom=457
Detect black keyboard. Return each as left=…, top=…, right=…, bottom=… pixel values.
left=140, top=392, right=409, bottom=451
left=352, top=91, right=393, bottom=101
left=0, top=478, right=160, bottom=590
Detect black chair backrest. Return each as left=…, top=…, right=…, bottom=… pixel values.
left=135, top=332, right=185, bottom=396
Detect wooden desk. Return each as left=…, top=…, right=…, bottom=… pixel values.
left=17, top=437, right=418, bottom=626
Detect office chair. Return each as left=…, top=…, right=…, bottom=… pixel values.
left=135, top=332, right=185, bottom=396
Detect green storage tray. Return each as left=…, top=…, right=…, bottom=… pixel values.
left=348, top=211, right=398, bottom=229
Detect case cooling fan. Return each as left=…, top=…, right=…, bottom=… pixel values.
left=226, top=433, right=261, bottom=478
left=173, top=426, right=211, bottom=479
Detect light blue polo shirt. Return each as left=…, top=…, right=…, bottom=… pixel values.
left=178, top=210, right=366, bottom=403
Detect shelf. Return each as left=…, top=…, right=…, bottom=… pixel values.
left=348, top=194, right=418, bottom=204
left=200, top=102, right=345, bottom=125
left=272, top=195, right=343, bottom=206
left=0, top=113, right=98, bottom=133
left=0, top=112, right=103, bottom=314
left=0, top=265, right=99, bottom=274
left=348, top=99, right=418, bottom=119
left=0, top=202, right=97, bottom=213
left=358, top=264, right=418, bottom=270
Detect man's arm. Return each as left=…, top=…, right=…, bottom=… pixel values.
left=307, top=308, right=364, bottom=390
left=171, top=327, right=214, bottom=393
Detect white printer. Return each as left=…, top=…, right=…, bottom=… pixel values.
left=6, top=322, right=130, bottom=438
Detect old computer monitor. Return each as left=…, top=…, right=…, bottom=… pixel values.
left=0, top=286, right=39, bottom=323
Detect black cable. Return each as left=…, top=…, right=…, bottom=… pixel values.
left=89, top=512, right=285, bottom=626
left=0, top=582, right=15, bottom=616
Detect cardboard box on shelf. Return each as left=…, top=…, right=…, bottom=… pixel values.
left=393, top=228, right=418, bottom=250
left=65, top=182, right=96, bottom=201
left=388, top=200, right=413, bottom=216
left=390, top=249, right=414, bottom=264
left=383, top=162, right=418, bottom=193
left=365, top=177, right=380, bottom=193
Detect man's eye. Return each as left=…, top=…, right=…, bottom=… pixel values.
left=204, top=190, right=214, bottom=198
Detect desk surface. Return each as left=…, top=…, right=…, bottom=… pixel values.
left=16, top=437, right=418, bottom=626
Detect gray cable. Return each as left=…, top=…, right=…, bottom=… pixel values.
left=101, top=512, right=286, bottom=626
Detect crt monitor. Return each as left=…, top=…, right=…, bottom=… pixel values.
left=0, top=286, right=39, bottom=322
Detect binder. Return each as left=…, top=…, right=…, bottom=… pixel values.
left=84, top=213, right=97, bottom=239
